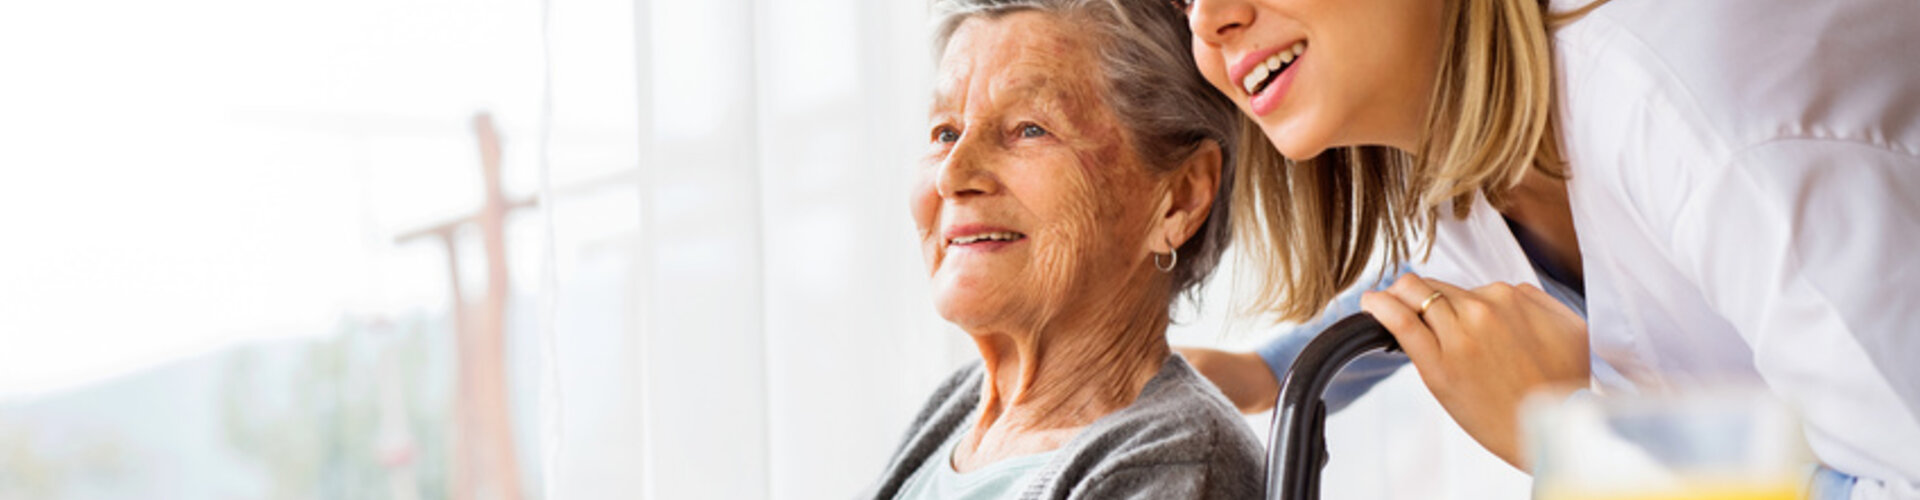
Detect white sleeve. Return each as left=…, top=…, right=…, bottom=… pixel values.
left=1667, top=138, right=1920, bottom=498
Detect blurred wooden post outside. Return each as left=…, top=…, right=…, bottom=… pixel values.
left=396, top=113, right=532, bottom=500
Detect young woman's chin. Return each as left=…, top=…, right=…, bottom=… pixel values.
left=1255, top=112, right=1338, bottom=161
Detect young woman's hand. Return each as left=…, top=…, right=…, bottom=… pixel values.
left=1360, top=274, right=1590, bottom=470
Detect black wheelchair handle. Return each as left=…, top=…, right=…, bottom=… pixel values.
left=1265, top=312, right=1400, bottom=500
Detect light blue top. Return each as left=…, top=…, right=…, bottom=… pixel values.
left=894, top=430, right=1057, bottom=500
left=1252, top=258, right=1590, bottom=413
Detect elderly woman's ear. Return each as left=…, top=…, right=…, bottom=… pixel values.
left=1152, top=139, right=1224, bottom=252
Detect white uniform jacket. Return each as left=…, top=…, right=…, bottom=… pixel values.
left=1416, top=0, right=1920, bottom=497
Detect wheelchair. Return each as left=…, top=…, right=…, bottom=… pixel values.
left=1266, top=313, right=1398, bottom=500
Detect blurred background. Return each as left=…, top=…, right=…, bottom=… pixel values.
left=0, top=0, right=1525, bottom=498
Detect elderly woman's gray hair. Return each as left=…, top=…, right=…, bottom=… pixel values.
left=933, top=0, right=1241, bottom=304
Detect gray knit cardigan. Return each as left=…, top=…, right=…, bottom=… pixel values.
left=860, top=355, right=1265, bottom=499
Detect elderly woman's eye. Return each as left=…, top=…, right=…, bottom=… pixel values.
left=934, top=127, right=960, bottom=144
left=1018, top=124, right=1048, bottom=139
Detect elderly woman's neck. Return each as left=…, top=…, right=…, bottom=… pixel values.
left=955, top=293, right=1173, bottom=469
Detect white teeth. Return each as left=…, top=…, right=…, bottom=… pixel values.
left=1242, top=65, right=1270, bottom=94
left=1245, top=43, right=1305, bottom=95
left=950, top=231, right=1023, bottom=245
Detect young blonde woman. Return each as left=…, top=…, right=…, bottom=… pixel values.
left=1175, top=0, right=1920, bottom=497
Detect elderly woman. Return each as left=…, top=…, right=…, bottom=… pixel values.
left=861, top=1, right=1260, bottom=498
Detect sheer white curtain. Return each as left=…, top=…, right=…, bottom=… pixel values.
left=549, top=0, right=965, bottom=497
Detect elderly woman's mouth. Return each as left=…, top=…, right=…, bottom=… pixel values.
left=947, top=230, right=1028, bottom=249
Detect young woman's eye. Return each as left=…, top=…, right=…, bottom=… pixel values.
left=934, top=127, right=960, bottom=144
left=1167, top=0, right=1192, bottom=14
left=1018, top=123, right=1048, bottom=139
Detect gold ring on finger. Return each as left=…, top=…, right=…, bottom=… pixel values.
left=1417, top=291, right=1445, bottom=317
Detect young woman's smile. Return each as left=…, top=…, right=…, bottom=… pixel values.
left=1232, top=41, right=1306, bottom=116
left=1187, top=0, right=1443, bottom=158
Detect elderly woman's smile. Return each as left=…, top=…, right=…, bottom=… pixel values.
left=945, top=227, right=1025, bottom=249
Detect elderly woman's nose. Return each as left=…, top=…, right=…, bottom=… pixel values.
left=1190, top=0, right=1255, bottom=46
left=934, top=140, right=999, bottom=199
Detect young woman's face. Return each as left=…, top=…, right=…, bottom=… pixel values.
left=1185, top=0, right=1445, bottom=158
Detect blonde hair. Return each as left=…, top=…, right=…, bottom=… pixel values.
left=1234, top=0, right=1605, bottom=322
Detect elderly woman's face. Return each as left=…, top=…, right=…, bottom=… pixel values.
left=913, top=12, right=1167, bottom=332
